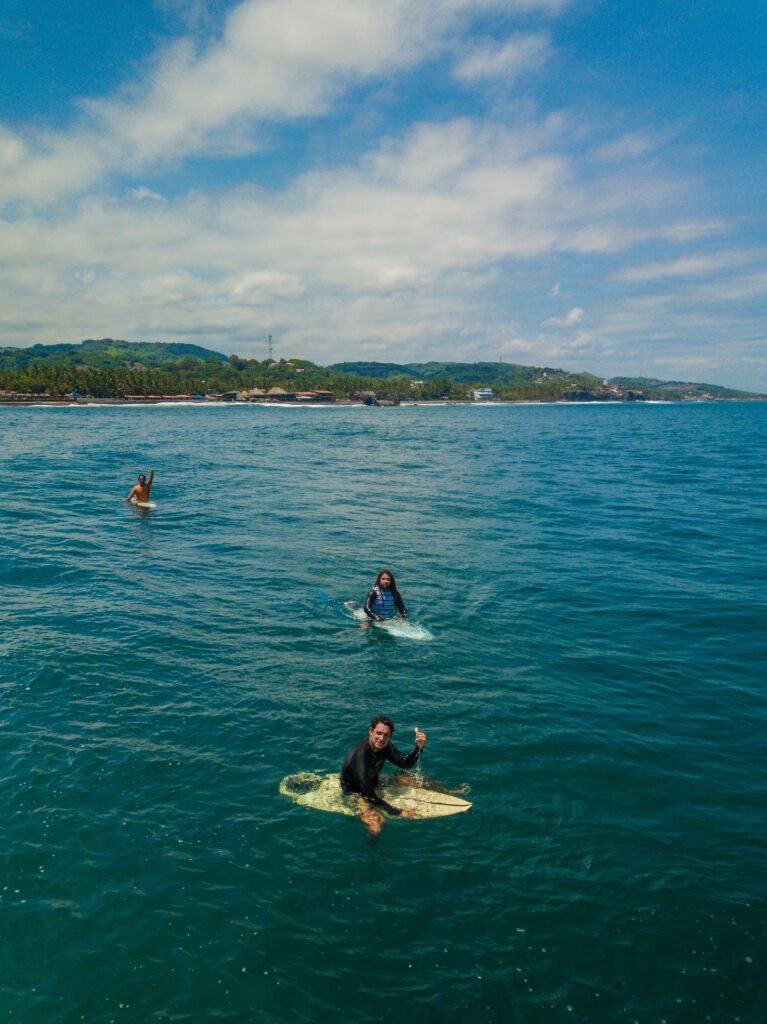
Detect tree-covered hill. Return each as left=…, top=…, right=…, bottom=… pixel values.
left=608, top=377, right=761, bottom=400
left=331, top=361, right=765, bottom=398
left=0, top=346, right=460, bottom=401
left=0, top=338, right=228, bottom=371
left=326, top=361, right=417, bottom=380
left=328, top=359, right=601, bottom=387
left=0, top=340, right=764, bottom=400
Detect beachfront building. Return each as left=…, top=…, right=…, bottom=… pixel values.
left=205, top=391, right=239, bottom=402
left=124, top=394, right=197, bottom=402
left=355, top=390, right=377, bottom=405
left=295, top=390, right=334, bottom=402
left=470, top=387, right=494, bottom=401
left=231, top=387, right=336, bottom=403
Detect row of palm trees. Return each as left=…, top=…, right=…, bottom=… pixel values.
left=0, top=363, right=467, bottom=400
left=0, top=361, right=615, bottom=402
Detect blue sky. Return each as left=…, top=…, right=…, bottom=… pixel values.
left=1, top=0, right=765, bottom=389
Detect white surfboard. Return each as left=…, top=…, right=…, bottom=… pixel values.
left=131, top=499, right=157, bottom=509
left=343, top=601, right=433, bottom=641
left=279, top=772, right=471, bottom=818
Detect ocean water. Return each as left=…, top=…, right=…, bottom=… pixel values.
left=1, top=401, right=765, bottom=1024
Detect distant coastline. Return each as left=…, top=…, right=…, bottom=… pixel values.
left=2, top=395, right=765, bottom=409
left=1, top=338, right=765, bottom=404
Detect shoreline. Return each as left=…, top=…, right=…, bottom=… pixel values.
left=2, top=396, right=766, bottom=408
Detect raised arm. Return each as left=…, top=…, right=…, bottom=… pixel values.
left=385, top=735, right=425, bottom=771
left=385, top=732, right=427, bottom=819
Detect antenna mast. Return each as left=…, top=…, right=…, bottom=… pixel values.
left=267, top=334, right=273, bottom=360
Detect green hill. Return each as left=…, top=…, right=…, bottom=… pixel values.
left=330, top=361, right=764, bottom=398
left=328, top=359, right=600, bottom=386
left=0, top=342, right=763, bottom=400
left=0, top=338, right=228, bottom=372
left=609, top=377, right=761, bottom=400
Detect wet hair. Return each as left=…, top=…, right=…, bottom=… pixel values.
left=374, top=570, right=402, bottom=604
left=370, top=715, right=395, bottom=735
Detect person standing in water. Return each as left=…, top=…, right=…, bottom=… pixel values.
left=341, top=716, right=427, bottom=835
left=124, top=468, right=154, bottom=504
left=363, top=570, right=407, bottom=622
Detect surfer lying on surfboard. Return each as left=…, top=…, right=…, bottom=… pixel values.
left=124, top=467, right=155, bottom=505
left=341, top=716, right=426, bottom=835
left=360, top=570, right=407, bottom=628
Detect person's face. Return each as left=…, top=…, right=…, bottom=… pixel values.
left=138, top=475, right=146, bottom=485
left=369, top=723, right=392, bottom=751
left=378, top=573, right=392, bottom=590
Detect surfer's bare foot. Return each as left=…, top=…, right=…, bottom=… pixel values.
left=400, top=809, right=419, bottom=820
left=359, top=807, right=384, bottom=836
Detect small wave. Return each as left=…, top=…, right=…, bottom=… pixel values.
left=343, top=602, right=433, bottom=641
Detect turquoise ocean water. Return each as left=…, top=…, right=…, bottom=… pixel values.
left=1, top=402, right=765, bottom=1023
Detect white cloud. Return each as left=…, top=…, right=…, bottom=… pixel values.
left=656, top=220, right=727, bottom=244
left=561, top=331, right=592, bottom=350
left=0, top=1, right=409, bottom=205
left=154, top=0, right=217, bottom=32
left=542, top=307, right=584, bottom=328
left=0, top=0, right=568, bottom=209
left=454, top=32, right=551, bottom=84
left=130, top=186, right=167, bottom=203
left=593, top=129, right=664, bottom=162
left=615, top=249, right=755, bottom=282
left=0, top=125, right=26, bottom=171
left=0, top=110, right=751, bottom=366
left=0, top=0, right=763, bottom=389
left=499, top=337, right=535, bottom=354
left=229, top=270, right=305, bottom=304
left=685, top=269, right=767, bottom=302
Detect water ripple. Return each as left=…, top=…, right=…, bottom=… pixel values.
left=1, top=402, right=765, bottom=1023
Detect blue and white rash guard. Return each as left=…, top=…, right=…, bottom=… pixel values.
left=364, top=586, right=407, bottom=620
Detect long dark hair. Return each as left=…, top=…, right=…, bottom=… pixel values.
left=374, top=569, right=402, bottom=604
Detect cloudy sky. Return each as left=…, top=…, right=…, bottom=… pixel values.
left=1, top=0, right=765, bottom=388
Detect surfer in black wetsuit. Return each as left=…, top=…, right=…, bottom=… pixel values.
left=341, top=716, right=427, bottom=835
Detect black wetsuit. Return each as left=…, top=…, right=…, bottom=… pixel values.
left=340, top=737, right=422, bottom=815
